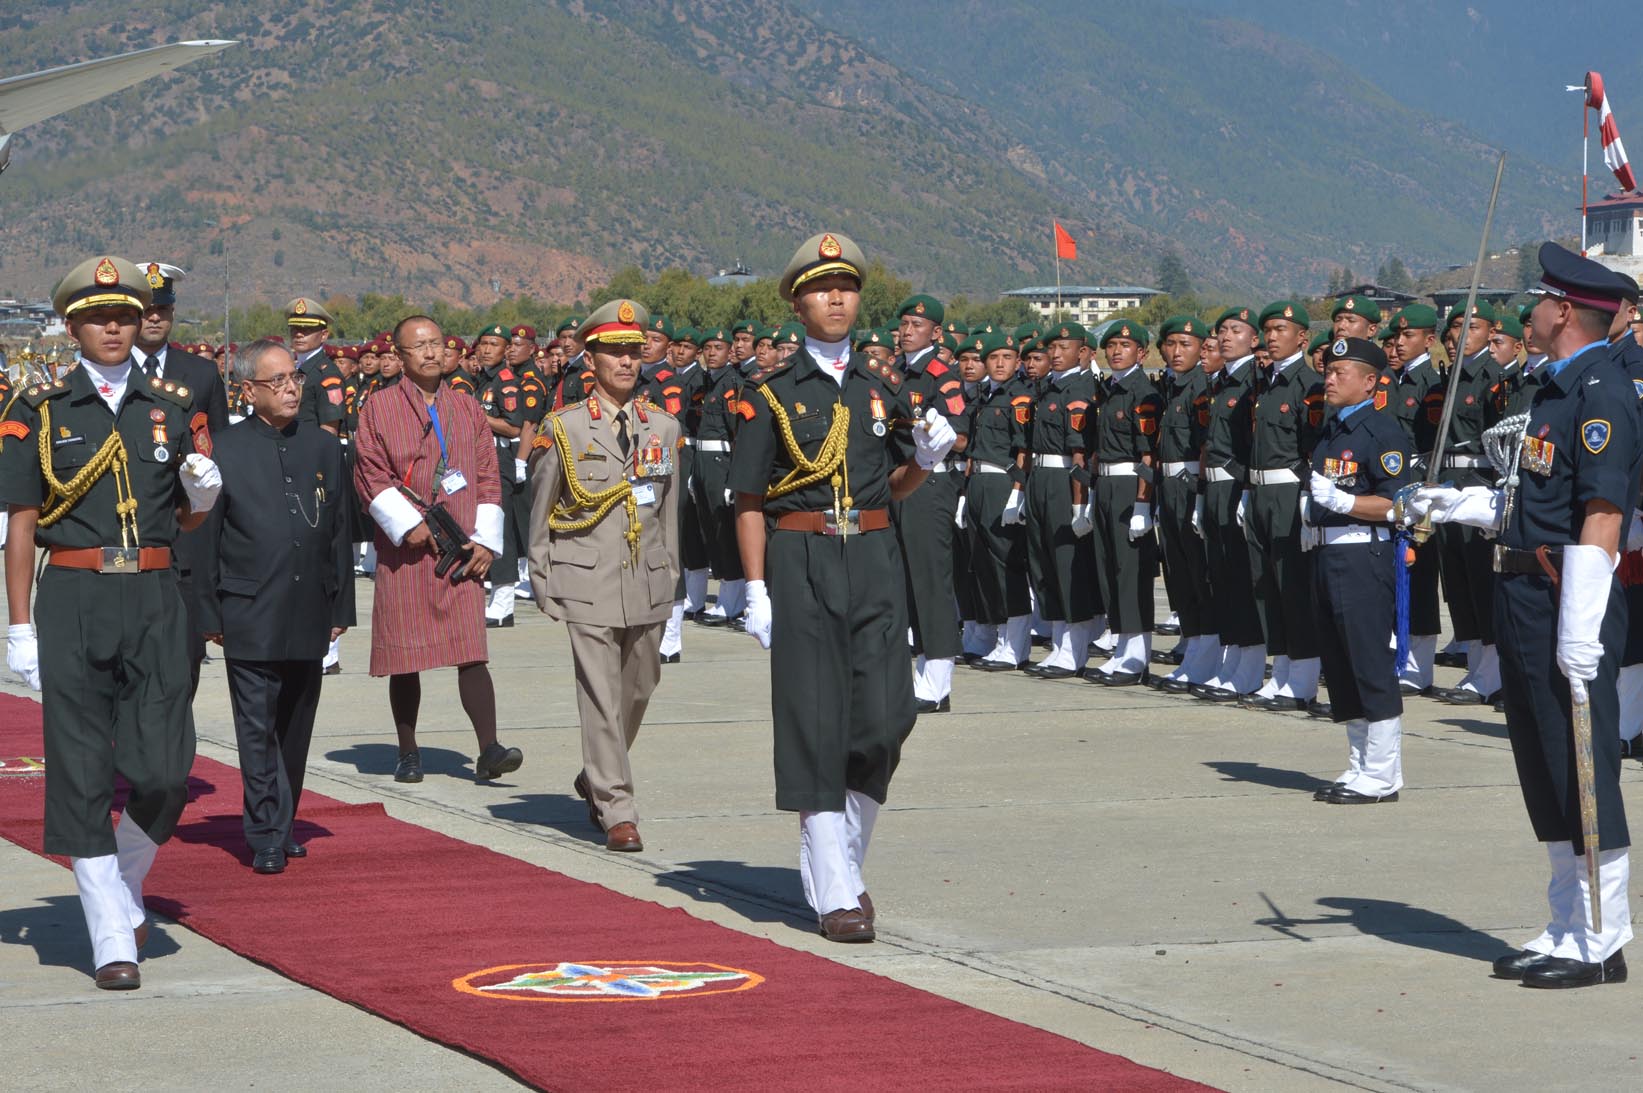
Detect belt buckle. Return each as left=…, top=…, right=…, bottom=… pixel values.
left=101, top=547, right=140, bottom=573
left=1491, top=544, right=1505, bottom=574
left=822, top=510, right=860, bottom=537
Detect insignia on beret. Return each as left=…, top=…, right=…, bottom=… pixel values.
left=293, top=298, right=307, bottom=316
left=1120, top=325, right=1131, bottom=337
left=1583, top=419, right=1612, bottom=454
left=1332, top=338, right=1348, bottom=356
left=94, top=257, right=119, bottom=286
left=1282, top=306, right=1294, bottom=319
left=617, top=301, right=636, bottom=324
left=145, top=262, right=165, bottom=290
left=914, top=300, right=926, bottom=315
left=1344, top=299, right=1355, bottom=311
left=1239, top=309, right=1250, bottom=321
left=447, top=338, right=458, bottom=348
left=1060, top=328, right=1070, bottom=338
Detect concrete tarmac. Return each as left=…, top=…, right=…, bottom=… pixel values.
left=3, top=577, right=1641, bottom=1091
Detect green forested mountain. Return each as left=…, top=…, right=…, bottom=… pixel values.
left=0, top=1, right=1576, bottom=310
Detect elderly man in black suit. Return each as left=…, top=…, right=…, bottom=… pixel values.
left=130, top=260, right=230, bottom=698
left=201, top=338, right=355, bottom=875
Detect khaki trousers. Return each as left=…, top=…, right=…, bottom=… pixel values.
left=567, top=620, right=663, bottom=828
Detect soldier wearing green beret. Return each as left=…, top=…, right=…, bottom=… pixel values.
left=692, top=319, right=750, bottom=628
left=961, top=332, right=1035, bottom=668
left=1240, top=301, right=1325, bottom=710
left=553, top=317, right=591, bottom=408
left=730, top=320, right=758, bottom=377
left=1148, top=316, right=1220, bottom=691
left=633, top=315, right=702, bottom=660
left=2, top=256, right=225, bottom=989
left=470, top=323, right=529, bottom=627
left=1331, top=295, right=1383, bottom=340
left=891, top=293, right=968, bottom=711
left=950, top=335, right=986, bottom=658
left=728, top=231, right=957, bottom=942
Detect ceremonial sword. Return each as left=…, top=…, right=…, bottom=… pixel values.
left=1572, top=677, right=1603, bottom=932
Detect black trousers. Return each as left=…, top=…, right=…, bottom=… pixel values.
left=677, top=446, right=709, bottom=580
left=226, top=659, right=323, bottom=851
left=176, top=573, right=207, bottom=699
left=965, top=473, right=1031, bottom=625
left=768, top=527, right=914, bottom=811
left=690, top=449, right=744, bottom=580
left=1313, top=538, right=1401, bottom=723
left=493, top=453, right=522, bottom=583
left=1496, top=574, right=1629, bottom=854
left=1246, top=482, right=1317, bottom=657
left=1025, top=468, right=1098, bottom=622
left=1202, top=479, right=1262, bottom=646
left=1406, top=536, right=1442, bottom=637
left=36, top=567, right=195, bottom=857
left=1438, top=523, right=1496, bottom=643
left=1157, top=474, right=1211, bottom=638
left=1091, top=475, right=1156, bottom=634
left=892, top=471, right=963, bottom=658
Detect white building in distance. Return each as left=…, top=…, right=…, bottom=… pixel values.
left=1000, top=285, right=1163, bottom=326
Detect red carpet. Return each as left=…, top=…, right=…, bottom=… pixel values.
left=0, top=695, right=1210, bottom=1091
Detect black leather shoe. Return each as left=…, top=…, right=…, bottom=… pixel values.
left=485, top=616, right=515, bottom=629
left=1030, top=664, right=1081, bottom=679
left=393, top=750, right=423, bottom=783
left=1312, top=781, right=1345, bottom=801
left=915, top=697, right=951, bottom=714
left=1432, top=686, right=1493, bottom=705
left=252, top=846, right=287, bottom=874
left=1245, top=695, right=1311, bottom=712
left=661, top=652, right=681, bottom=664
left=1398, top=682, right=1431, bottom=697
left=283, top=841, right=307, bottom=859
left=1154, top=676, right=1194, bottom=693
left=1092, top=670, right=1144, bottom=686
left=1154, top=621, right=1182, bottom=636
left=1434, top=649, right=1468, bottom=669
left=697, top=613, right=734, bottom=627
left=1523, top=949, right=1626, bottom=988
left=1308, top=702, right=1334, bottom=720
left=1492, top=948, right=1550, bottom=980
left=1324, top=786, right=1398, bottom=804
left=975, top=658, right=1022, bottom=672
left=475, top=742, right=524, bottom=781
left=1193, top=685, right=1244, bottom=702
left=323, top=663, right=342, bottom=676
left=1492, top=695, right=1506, bottom=713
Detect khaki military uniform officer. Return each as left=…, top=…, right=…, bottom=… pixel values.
left=528, top=299, right=680, bottom=853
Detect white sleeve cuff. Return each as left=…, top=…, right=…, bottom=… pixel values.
left=369, top=488, right=424, bottom=546
left=472, top=503, right=504, bottom=554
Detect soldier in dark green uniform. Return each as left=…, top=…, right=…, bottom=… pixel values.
left=731, top=320, right=759, bottom=378
left=890, top=294, right=968, bottom=711
left=729, top=232, right=955, bottom=943
left=1243, top=301, right=1326, bottom=710
left=2, top=256, right=223, bottom=989
left=692, top=322, right=748, bottom=626
left=473, top=323, right=528, bottom=626
left=1151, top=316, right=1219, bottom=692
left=553, top=317, right=590, bottom=407
left=1086, top=321, right=1161, bottom=684
left=963, top=331, right=1034, bottom=669
left=1331, top=294, right=1381, bottom=340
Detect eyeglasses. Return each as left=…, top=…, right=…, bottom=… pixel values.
left=398, top=340, right=444, bottom=354
left=246, top=371, right=305, bottom=392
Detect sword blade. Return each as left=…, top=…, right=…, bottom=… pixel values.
left=1570, top=677, right=1603, bottom=933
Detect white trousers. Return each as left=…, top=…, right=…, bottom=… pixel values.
left=913, top=656, right=954, bottom=701
left=1339, top=717, right=1402, bottom=796
left=1399, top=634, right=1437, bottom=690
left=799, top=790, right=879, bottom=916
left=660, top=601, right=685, bottom=657
left=1097, top=632, right=1149, bottom=676
left=682, top=569, right=709, bottom=614
left=1523, top=843, right=1633, bottom=963
left=73, top=854, right=137, bottom=968
left=486, top=583, right=515, bottom=621
left=322, top=636, right=341, bottom=670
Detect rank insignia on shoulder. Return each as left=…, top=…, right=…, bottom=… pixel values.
left=0, top=420, right=28, bottom=441
left=1380, top=451, right=1403, bottom=475
left=1582, top=419, right=1611, bottom=454
left=585, top=396, right=601, bottom=421
left=531, top=434, right=553, bottom=452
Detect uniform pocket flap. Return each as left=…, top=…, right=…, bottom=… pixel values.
left=218, top=573, right=265, bottom=596
left=554, top=541, right=599, bottom=568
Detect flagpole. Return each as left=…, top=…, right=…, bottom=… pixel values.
left=1055, top=253, right=1061, bottom=320
left=1583, top=92, right=1590, bottom=255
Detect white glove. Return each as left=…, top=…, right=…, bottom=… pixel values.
left=1309, top=471, right=1355, bottom=516
left=1070, top=502, right=1093, bottom=538
left=1001, top=486, right=1025, bottom=526
left=1191, top=495, right=1205, bottom=537
left=1127, top=502, right=1153, bottom=541
left=1406, top=485, right=1503, bottom=530
left=180, top=453, right=222, bottom=513
left=743, top=579, right=773, bottom=650
left=514, top=458, right=528, bottom=484
left=1235, top=490, right=1249, bottom=529
left=7, top=623, right=40, bottom=691
left=913, top=408, right=957, bottom=470
left=1557, top=544, right=1615, bottom=683
left=954, top=495, right=967, bottom=529
left=724, top=488, right=733, bottom=505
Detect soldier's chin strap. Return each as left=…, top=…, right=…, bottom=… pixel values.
left=544, top=415, right=640, bottom=565
left=36, top=401, right=138, bottom=543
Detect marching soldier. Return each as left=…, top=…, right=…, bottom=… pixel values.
left=891, top=294, right=968, bottom=711
left=2, top=256, right=223, bottom=988
left=728, top=232, right=956, bottom=942
left=963, top=331, right=1033, bottom=669
left=1086, top=320, right=1161, bottom=684
left=1307, top=337, right=1414, bottom=803
left=1412, top=244, right=1640, bottom=987
left=528, top=299, right=680, bottom=852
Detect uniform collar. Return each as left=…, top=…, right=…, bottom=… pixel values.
left=1545, top=340, right=1611, bottom=390
left=1334, top=397, right=1375, bottom=426
left=249, top=414, right=301, bottom=438
left=1400, top=352, right=1431, bottom=378
left=902, top=345, right=936, bottom=373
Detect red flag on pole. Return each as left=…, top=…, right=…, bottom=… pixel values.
left=1053, top=221, right=1077, bottom=261
left=1586, top=71, right=1636, bottom=192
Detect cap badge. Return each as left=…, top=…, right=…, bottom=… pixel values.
left=145, top=263, right=164, bottom=290
left=1060, top=328, right=1070, bottom=338
left=1282, top=305, right=1294, bottom=319
left=1120, top=325, right=1130, bottom=337
left=914, top=301, right=926, bottom=315
left=1332, top=338, right=1348, bottom=356
left=294, top=298, right=308, bottom=316
left=819, top=234, right=842, bottom=259
left=1344, top=298, right=1355, bottom=311
left=94, top=258, right=119, bottom=286
left=617, top=301, right=636, bottom=324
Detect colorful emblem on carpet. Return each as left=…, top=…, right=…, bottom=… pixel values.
left=0, top=757, right=44, bottom=775
left=454, top=961, right=763, bottom=1003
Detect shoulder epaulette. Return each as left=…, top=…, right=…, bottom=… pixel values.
left=637, top=394, right=675, bottom=419
left=864, top=357, right=903, bottom=388
left=146, top=375, right=193, bottom=408
left=21, top=378, right=71, bottom=408
left=927, top=359, right=950, bottom=378
left=531, top=433, right=554, bottom=452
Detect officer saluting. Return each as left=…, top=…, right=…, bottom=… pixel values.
left=728, top=232, right=956, bottom=943
left=2, top=257, right=223, bottom=989
left=1305, top=338, right=1414, bottom=803
left=1413, top=244, right=1643, bottom=987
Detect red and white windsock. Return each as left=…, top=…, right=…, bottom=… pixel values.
left=1586, top=71, right=1636, bottom=192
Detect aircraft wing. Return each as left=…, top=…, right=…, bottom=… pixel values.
left=0, top=39, right=236, bottom=134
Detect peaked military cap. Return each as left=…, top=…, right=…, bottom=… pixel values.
left=898, top=294, right=945, bottom=325
left=130, top=260, right=186, bottom=308
left=1392, top=304, right=1437, bottom=331
left=1323, top=336, right=1388, bottom=373
left=1332, top=294, right=1382, bottom=323
left=284, top=296, right=334, bottom=329
left=1158, top=314, right=1207, bottom=340
left=1258, top=300, right=1311, bottom=329
left=53, top=256, right=152, bottom=318
left=1534, top=242, right=1629, bottom=314
left=582, top=299, right=649, bottom=345
left=779, top=231, right=866, bottom=300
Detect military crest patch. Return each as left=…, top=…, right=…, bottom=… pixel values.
left=94, top=257, right=119, bottom=286
left=1583, top=419, right=1611, bottom=454
left=819, top=234, right=842, bottom=259
left=617, top=301, right=636, bottom=324
left=1381, top=451, right=1403, bottom=475
left=145, top=262, right=165, bottom=289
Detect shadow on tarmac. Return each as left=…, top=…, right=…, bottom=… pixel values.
left=0, top=895, right=182, bottom=972
left=1202, top=760, right=1333, bottom=795
left=486, top=793, right=606, bottom=847
left=1254, top=893, right=1515, bottom=963
left=325, top=743, right=476, bottom=779
left=652, top=860, right=812, bottom=931
left=1434, top=716, right=1509, bottom=740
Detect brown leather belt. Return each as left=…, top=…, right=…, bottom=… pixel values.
left=47, top=546, right=172, bottom=573
left=773, top=508, right=891, bottom=536
left=1492, top=544, right=1561, bottom=584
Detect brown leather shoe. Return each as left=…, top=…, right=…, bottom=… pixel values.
left=134, top=921, right=150, bottom=951
left=572, top=772, right=601, bottom=831
left=95, top=962, right=141, bottom=990
left=819, top=908, right=875, bottom=943
left=605, top=822, right=643, bottom=852
left=858, top=891, right=874, bottom=927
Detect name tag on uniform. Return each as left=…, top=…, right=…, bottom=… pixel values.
left=441, top=469, right=469, bottom=494
left=631, top=481, right=657, bottom=506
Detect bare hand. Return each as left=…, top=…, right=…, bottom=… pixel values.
left=466, top=543, right=495, bottom=580
left=205, top=632, right=223, bottom=646
left=330, top=627, right=347, bottom=641
left=403, top=521, right=434, bottom=552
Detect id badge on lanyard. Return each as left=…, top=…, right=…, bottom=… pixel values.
left=428, top=402, right=468, bottom=496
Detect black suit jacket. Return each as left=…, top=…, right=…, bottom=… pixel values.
left=200, top=416, right=356, bottom=661
left=141, top=347, right=229, bottom=586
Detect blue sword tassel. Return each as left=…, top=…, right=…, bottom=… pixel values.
left=1394, top=528, right=1413, bottom=669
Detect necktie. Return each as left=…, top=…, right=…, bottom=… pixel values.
left=615, top=409, right=631, bottom=457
